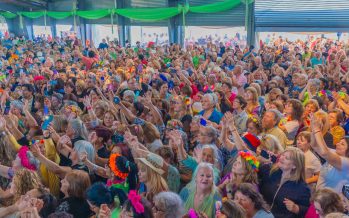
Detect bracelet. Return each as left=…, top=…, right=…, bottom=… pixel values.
left=313, top=130, right=321, bottom=134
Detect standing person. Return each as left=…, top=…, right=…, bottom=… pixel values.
left=258, top=147, right=311, bottom=218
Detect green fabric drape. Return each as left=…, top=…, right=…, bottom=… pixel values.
left=189, top=0, right=242, bottom=13
left=0, top=12, right=17, bottom=19
left=76, top=9, right=110, bottom=19
left=20, top=11, right=44, bottom=19
left=47, top=11, right=72, bottom=19
left=117, top=6, right=181, bottom=21
left=3, top=0, right=248, bottom=22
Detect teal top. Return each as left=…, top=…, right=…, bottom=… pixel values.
left=181, top=156, right=220, bottom=184
left=167, top=165, right=181, bottom=193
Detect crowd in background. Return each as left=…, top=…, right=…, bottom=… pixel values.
left=0, top=32, right=347, bottom=218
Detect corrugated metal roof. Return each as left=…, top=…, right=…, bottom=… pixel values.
left=255, top=0, right=349, bottom=32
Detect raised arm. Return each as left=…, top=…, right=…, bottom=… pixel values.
left=140, top=92, right=164, bottom=126
left=310, top=115, right=343, bottom=170
left=225, top=112, right=249, bottom=151
left=22, top=100, right=39, bottom=128
left=31, top=143, right=70, bottom=179
left=118, top=101, right=137, bottom=123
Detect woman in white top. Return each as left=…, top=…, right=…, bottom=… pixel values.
left=296, top=131, right=321, bottom=190
left=311, top=115, right=349, bottom=193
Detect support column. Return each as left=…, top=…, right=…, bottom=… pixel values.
left=246, top=2, right=255, bottom=47
left=117, top=0, right=130, bottom=46
left=50, top=18, right=57, bottom=38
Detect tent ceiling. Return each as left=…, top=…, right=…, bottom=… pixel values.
left=1, top=0, right=48, bottom=10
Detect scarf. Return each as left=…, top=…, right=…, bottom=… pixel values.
left=184, top=185, right=218, bottom=218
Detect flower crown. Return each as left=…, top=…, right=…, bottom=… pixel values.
left=239, top=150, right=260, bottom=172
left=128, top=190, right=144, bottom=214
left=109, top=153, right=129, bottom=180
left=65, top=105, right=81, bottom=115
left=247, top=114, right=259, bottom=124
left=29, top=139, right=44, bottom=146
left=18, top=146, right=37, bottom=171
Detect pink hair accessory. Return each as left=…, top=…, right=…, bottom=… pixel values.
left=128, top=190, right=144, bottom=214
left=33, top=75, right=45, bottom=81
left=188, top=209, right=198, bottom=218
left=18, top=146, right=36, bottom=171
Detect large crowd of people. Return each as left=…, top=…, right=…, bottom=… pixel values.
left=0, top=32, right=347, bottom=218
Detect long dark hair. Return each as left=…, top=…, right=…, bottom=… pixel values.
left=235, top=183, right=271, bottom=212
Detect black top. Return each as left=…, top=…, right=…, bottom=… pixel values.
left=258, top=164, right=310, bottom=218
left=56, top=197, right=93, bottom=218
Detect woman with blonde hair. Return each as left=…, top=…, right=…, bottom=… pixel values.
left=9, top=168, right=42, bottom=203
left=0, top=169, right=43, bottom=217
left=136, top=153, right=169, bottom=202
left=258, top=147, right=310, bottom=217
left=244, top=87, right=261, bottom=116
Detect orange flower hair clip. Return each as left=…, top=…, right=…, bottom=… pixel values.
left=109, top=153, right=129, bottom=180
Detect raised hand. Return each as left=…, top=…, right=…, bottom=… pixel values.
left=79, top=151, right=88, bottom=163
left=30, top=143, right=42, bottom=157
left=98, top=204, right=111, bottom=218
left=310, top=113, right=322, bottom=132
left=83, top=96, right=92, bottom=108
left=168, top=130, right=183, bottom=148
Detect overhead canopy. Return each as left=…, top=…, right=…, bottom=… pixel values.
left=0, top=0, right=251, bottom=24
left=183, top=0, right=246, bottom=26
left=255, top=0, right=349, bottom=32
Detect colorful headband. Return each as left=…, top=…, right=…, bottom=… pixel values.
left=29, top=139, right=44, bottom=146
left=65, top=105, right=81, bottom=115
left=18, top=146, right=36, bottom=171
left=166, top=119, right=183, bottom=130
left=109, top=153, right=129, bottom=180
left=239, top=150, right=260, bottom=172
left=128, top=190, right=144, bottom=214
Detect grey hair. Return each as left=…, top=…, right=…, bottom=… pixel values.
left=204, top=93, right=218, bottom=105
left=203, top=126, right=219, bottom=143
left=11, top=100, right=24, bottom=112
left=26, top=150, right=40, bottom=170
left=266, top=109, right=282, bottom=126
left=123, top=90, right=135, bottom=98
left=309, top=78, right=321, bottom=88
left=189, top=162, right=217, bottom=191
left=154, top=192, right=184, bottom=218
left=69, top=118, right=89, bottom=140
left=202, top=144, right=221, bottom=170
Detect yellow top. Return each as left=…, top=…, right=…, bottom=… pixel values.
left=9, top=135, right=61, bottom=197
